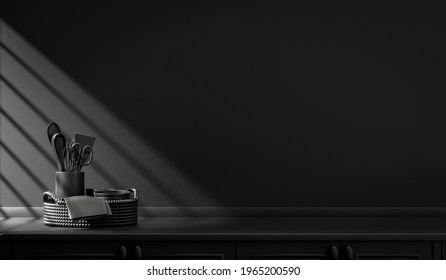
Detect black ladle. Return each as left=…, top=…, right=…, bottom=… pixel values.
left=46, top=122, right=61, bottom=144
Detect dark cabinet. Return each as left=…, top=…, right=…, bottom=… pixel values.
left=341, top=242, right=434, bottom=260
left=12, top=241, right=129, bottom=260
left=0, top=241, right=12, bottom=259
left=237, top=242, right=341, bottom=260
left=1, top=217, right=445, bottom=260
left=5, top=240, right=441, bottom=260
left=10, top=240, right=235, bottom=260
left=3, top=240, right=443, bottom=260
left=238, top=241, right=438, bottom=260
left=131, top=241, right=236, bottom=260
left=443, top=242, right=446, bottom=260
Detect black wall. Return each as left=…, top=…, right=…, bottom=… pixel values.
left=2, top=2, right=446, bottom=206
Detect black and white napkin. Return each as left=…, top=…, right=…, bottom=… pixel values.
left=64, top=196, right=112, bottom=221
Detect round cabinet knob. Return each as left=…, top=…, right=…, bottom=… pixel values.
left=119, top=246, right=128, bottom=259
left=134, top=245, right=142, bottom=259
left=330, top=246, right=339, bottom=260
left=345, top=246, right=355, bottom=260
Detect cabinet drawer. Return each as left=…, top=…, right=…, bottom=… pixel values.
left=131, top=241, right=235, bottom=260
left=237, top=241, right=340, bottom=260
left=12, top=241, right=129, bottom=260
left=342, top=242, right=433, bottom=260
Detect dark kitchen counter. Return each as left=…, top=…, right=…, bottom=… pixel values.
left=2, top=216, right=446, bottom=241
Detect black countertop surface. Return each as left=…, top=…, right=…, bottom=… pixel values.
left=2, top=217, right=446, bottom=241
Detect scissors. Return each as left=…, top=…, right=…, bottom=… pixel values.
left=64, top=140, right=94, bottom=172
left=77, top=145, right=93, bottom=171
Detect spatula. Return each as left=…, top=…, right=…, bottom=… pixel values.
left=74, top=133, right=96, bottom=150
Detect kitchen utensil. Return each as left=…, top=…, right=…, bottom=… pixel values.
left=46, top=122, right=61, bottom=144
left=64, top=143, right=80, bottom=172
left=74, top=133, right=95, bottom=150
left=77, top=145, right=93, bottom=171
left=64, top=140, right=93, bottom=172
left=51, top=133, right=66, bottom=172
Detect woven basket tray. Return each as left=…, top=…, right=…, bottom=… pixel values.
left=43, top=188, right=138, bottom=228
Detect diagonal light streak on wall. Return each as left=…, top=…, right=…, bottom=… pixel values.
left=0, top=19, right=220, bottom=212
left=0, top=76, right=126, bottom=190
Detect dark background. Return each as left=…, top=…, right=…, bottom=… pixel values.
left=2, top=2, right=446, bottom=206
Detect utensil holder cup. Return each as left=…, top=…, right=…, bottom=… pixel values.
left=55, top=172, right=85, bottom=198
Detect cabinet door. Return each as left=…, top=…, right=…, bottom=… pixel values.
left=442, top=242, right=446, bottom=260
left=131, top=241, right=235, bottom=260
left=342, top=242, right=433, bottom=260
left=0, top=241, right=12, bottom=259
left=237, top=242, right=341, bottom=260
left=13, top=241, right=129, bottom=260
